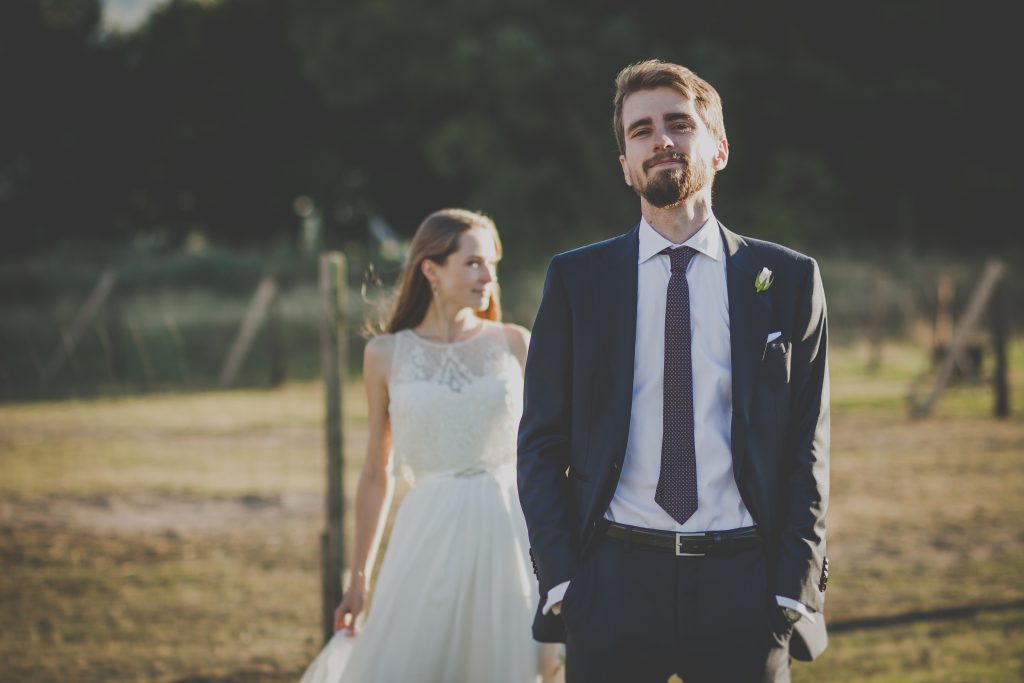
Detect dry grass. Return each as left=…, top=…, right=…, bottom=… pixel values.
left=1, top=342, right=1023, bottom=682
left=0, top=383, right=369, bottom=683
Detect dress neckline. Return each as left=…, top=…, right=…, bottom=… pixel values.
left=406, top=321, right=491, bottom=348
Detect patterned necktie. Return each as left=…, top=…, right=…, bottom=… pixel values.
left=656, top=246, right=699, bottom=525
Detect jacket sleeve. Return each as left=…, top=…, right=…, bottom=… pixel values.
left=775, top=257, right=830, bottom=612
left=517, top=256, right=580, bottom=596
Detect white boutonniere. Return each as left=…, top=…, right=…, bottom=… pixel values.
left=754, top=267, right=774, bottom=293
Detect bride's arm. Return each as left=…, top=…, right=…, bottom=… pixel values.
left=334, top=335, right=395, bottom=634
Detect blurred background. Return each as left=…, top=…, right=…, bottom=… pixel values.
left=1, top=0, right=1022, bottom=398
left=1, top=1, right=1022, bottom=681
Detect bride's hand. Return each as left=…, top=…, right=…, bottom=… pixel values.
left=334, top=573, right=366, bottom=635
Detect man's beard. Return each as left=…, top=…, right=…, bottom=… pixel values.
left=632, top=154, right=713, bottom=208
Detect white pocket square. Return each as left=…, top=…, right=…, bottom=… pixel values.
left=766, top=331, right=783, bottom=344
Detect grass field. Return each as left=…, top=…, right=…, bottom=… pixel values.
left=1, top=342, right=1023, bottom=682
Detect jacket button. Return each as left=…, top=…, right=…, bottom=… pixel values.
left=611, top=461, right=620, bottom=471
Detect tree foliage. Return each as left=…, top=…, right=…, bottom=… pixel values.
left=1, top=0, right=1019, bottom=257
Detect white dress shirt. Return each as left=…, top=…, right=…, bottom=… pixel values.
left=610, top=213, right=751, bottom=532
left=544, top=215, right=813, bottom=621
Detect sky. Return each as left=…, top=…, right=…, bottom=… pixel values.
left=101, top=0, right=166, bottom=32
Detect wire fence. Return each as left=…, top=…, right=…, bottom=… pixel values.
left=0, top=247, right=1018, bottom=403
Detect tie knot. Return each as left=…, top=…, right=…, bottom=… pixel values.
left=660, top=246, right=698, bottom=273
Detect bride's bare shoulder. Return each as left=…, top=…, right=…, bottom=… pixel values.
left=501, top=323, right=530, bottom=345
left=501, top=323, right=530, bottom=367
left=363, top=334, right=397, bottom=375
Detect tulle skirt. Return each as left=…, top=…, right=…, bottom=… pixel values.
left=300, top=464, right=541, bottom=683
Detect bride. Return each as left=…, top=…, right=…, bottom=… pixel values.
left=300, top=208, right=559, bottom=683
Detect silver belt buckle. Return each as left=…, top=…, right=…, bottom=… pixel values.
left=675, top=532, right=705, bottom=557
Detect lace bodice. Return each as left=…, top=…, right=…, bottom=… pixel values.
left=388, top=321, right=524, bottom=483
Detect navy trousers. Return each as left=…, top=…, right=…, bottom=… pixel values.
left=560, top=532, right=792, bottom=683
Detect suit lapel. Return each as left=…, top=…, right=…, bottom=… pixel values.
left=722, top=224, right=772, bottom=474
left=594, top=225, right=640, bottom=454
left=588, top=223, right=768, bottom=481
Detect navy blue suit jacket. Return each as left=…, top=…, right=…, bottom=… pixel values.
left=517, top=223, right=830, bottom=660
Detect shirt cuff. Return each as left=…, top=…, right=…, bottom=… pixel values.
left=775, top=595, right=817, bottom=623
left=543, top=581, right=570, bottom=615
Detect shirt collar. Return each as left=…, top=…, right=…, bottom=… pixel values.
left=637, top=212, right=723, bottom=264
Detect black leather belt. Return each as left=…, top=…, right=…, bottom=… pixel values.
left=603, top=522, right=761, bottom=556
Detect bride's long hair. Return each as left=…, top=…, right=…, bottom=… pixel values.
left=383, top=208, right=503, bottom=334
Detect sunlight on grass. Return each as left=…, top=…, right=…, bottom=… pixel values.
left=1, top=342, right=1022, bottom=681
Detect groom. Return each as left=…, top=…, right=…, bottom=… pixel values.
left=518, top=60, right=830, bottom=682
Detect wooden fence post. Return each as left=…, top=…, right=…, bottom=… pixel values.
left=126, top=318, right=155, bottom=390
left=911, top=260, right=1005, bottom=418
left=42, top=269, right=117, bottom=382
left=867, top=272, right=887, bottom=372
left=991, top=279, right=1009, bottom=418
left=107, top=295, right=127, bottom=385
left=93, top=315, right=116, bottom=385
left=319, top=253, right=347, bottom=645
left=934, top=274, right=954, bottom=360
left=164, top=311, right=190, bottom=383
left=267, top=289, right=286, bottom=387
left=219, top=276, right=278, bottom=388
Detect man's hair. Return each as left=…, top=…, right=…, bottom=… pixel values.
left=612, top=60, right=726, bottom=156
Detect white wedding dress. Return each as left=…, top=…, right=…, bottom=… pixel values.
left=300, top=321, right=542, bottom=683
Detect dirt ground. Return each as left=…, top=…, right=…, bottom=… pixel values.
left=2, top=345, right=1023, bottom=682
left=0, top=491, right=324, bottom=683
